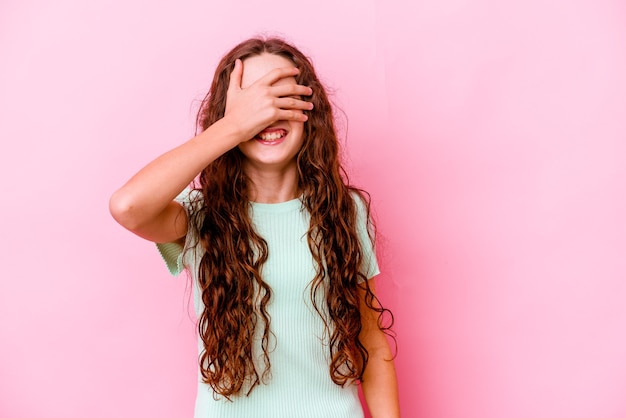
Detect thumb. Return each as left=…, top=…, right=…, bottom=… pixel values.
left=228, top=59, right=243, bottom=91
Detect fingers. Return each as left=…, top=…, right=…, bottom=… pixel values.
left=224, top=61, right=312, bottom=132
left=259, top=66, right=301, bottom=86
left=274, top=97, right=314, bottom=112
left=271, top=84, right=313, bottom=98
left=228, top=59, right=243, bottom=91
left=276, top=109, right=309, bottom=122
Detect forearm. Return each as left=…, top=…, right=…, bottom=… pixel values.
left=109, top=118, right=240, bottom=229
left=361, top=342, right=400, bottom=418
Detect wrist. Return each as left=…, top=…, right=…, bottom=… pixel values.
left=194, top=118, right=244, bottom=152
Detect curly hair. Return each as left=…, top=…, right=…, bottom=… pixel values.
left=189, top=37, right=393, bottom=399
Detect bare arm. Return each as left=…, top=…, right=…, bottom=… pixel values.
left=109, top=120, right=242, bottom=243
left=359, top=280, right=400, bottom=418
left=109, top=60, right=313, bottom=243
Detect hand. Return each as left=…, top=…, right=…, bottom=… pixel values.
left=223, top=59, right=314, bottom=142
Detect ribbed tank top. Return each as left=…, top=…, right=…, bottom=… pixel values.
left=157, top=191, right=378, bottom=418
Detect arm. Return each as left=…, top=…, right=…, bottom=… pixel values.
left=109, top=118, right=242, bottom=243
left=359, top=279, right=400, bottom=418
left=109, top=60, right=313, bottom=243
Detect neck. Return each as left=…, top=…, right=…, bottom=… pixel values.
left=244, top=162, right=299, bottom=203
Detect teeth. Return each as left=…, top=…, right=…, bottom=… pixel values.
left=259, top=131, right=285, bottom=141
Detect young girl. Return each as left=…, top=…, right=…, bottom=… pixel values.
left=110, top=37, right=399, bottom=418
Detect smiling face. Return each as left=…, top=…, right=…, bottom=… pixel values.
left=237, top=53, right=306, bottom=172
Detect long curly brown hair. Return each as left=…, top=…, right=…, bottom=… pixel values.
left=189, top=37, right=393, bottom=399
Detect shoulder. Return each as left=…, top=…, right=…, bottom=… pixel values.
left=174, top=188, right=204, bottom=211
left=349, top=188, right=372, bottom=220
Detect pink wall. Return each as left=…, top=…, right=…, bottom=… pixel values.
left=1, top=0, right=625, bottom=417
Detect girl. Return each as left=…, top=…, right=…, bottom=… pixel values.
left=109, top=37, right=399, bottom=418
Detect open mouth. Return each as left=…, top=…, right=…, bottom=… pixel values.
left=255, top=128, right=287, bottom=144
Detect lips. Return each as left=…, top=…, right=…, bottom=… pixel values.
left=255, top=128, right=287, bottom=145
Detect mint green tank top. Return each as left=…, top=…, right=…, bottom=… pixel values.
left=157, top=190, right=379, bottom=418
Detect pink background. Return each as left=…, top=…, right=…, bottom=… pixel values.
left=1, top=0, right=625, bottom=417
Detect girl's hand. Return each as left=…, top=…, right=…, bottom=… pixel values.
left=223, top=59, right=314, bottom=142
